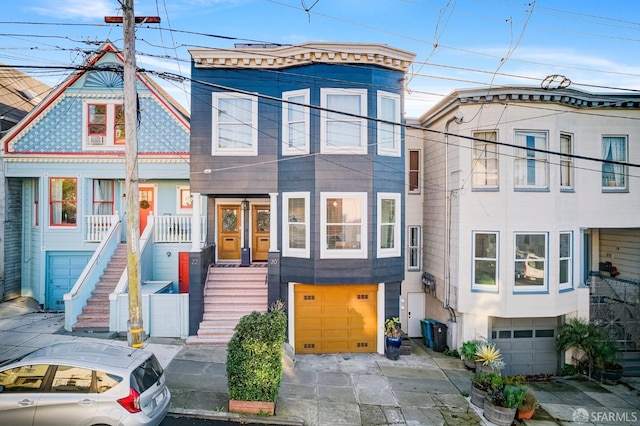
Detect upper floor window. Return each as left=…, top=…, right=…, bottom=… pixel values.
left=473, top=232, right=498, bottom=291
left=408, top=150, right=420, bottom=193
left=50, top=178, right=77, bottom=226
left=407, top=225, right=421, bottom=271
left=282, top=89, right=310, bottom=155
left=377, top=193, right=401, bottom=258
left=93, top=179, right=114, bottom=215
left=320, top=88, right=367, bottom=154
left=377, top=91, right=400, bottom=157
left=559, top=232, right=573, bottom=291
left=85, top=102, right=124, bottom=147
left=283, top=192, right=310, bottom=258
left=602, top=136, right=627, bottom=190
left=514, top=131, right=548, bottom=190
left=212, top=92, right=258, bottom=156
left=321, top=192, right=367, bottom=259
left=472, top=131, right=498, bottom=188
left=514, top=232, right=548, bottom=292
left=560, top=133, right=574, bottom=190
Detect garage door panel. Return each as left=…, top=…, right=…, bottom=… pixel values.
left=295, top=284, right=377, bottom=354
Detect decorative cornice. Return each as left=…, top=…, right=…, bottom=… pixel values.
left=189, top=42, right=415, bottom=73
left=3, top=155, right=188, bottom=163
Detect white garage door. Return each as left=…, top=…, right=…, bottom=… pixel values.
left=491, top=317, right=558, bottom=376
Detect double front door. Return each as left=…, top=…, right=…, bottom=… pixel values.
left=217, top=204, right=270, bottom=262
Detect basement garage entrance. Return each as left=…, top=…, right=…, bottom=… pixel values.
left=46, top=252, right=93, bottom=310
left=491, top=317, right=559, bottom=375
left=294, top=284, right=377, bottom=354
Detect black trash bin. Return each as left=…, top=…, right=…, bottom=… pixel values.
left=432, top=322, right=448, bottom=352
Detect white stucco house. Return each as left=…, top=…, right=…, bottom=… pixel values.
left=409, top=86, right=640, bottom=375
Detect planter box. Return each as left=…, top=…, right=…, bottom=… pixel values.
left=229, top=400, right=275, bottom=416
left=484, top=400, right=516, bottom=426
left=470, top=385, right=487, bottom=408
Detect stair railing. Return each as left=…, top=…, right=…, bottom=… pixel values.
left=63, top=215, right=121, bottom=331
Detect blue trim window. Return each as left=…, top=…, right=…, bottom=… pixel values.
left=514, top=232, right=548, bottom=292
left=559, top=232, right=573, bottom=291
left=514, top=131, right=548, bottom=189
left=472, top=231, right=498, bottom=291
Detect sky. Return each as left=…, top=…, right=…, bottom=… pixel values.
left=2, top=0, right=640, bottom=118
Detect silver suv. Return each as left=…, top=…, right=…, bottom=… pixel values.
left=0, top=341, right=170, bottom=425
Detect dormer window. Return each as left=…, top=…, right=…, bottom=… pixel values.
left=85, top=101, right=125, bottom=148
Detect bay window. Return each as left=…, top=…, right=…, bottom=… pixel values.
left=559, top=232, right=573, bottom=291
left=514, top=233, right=548, bottom=292
left=283, top=192, right=310, bottom=258
left=377, top=91, right=400, bottom=156
left=377, top=193, right=401, bottom=258
left=472, top=131, right=498, bottom=188
left=514, top=131, right=548, bottom=189
left=321, top=192, right=367, bottom=259
left=282, top=89, right=310, bottom=155
left=320, top=88, right=367, bottom=154
left=473, top=232, right=498, bottom=291
left=602, top=136, right=627, bottom=190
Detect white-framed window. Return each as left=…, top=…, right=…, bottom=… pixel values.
left=92, top=179, right=114, bottom=215
left=177, top=185, right=192, bottom=214
left=83, top=100, right=125, bottom=148
left=283, top=192, right=310, bottom=258
left=560, top=133, right=574, bottom=190
left=602, top=135, right=627, bottom=190
left=50, top=177, right=77, bottom=226
left=377, top=91, right=400, bottom=156
left=514, top=232, right=548, bottom=292
left=212, top=92, right=258, bottom=156
left=472, top=131, right=498, bottom=188
left=472, top=232, right=498, bottom=291
left=559, top=232, right=573, bottom=291
left=407, top=225, right=421, bottom=271
left=514, top=131, right=548, bottom=189
left=33, top=179, right=40, bottom=227
left=320, top=88, right=367, bottom=154
left=408, top=149, right=421, bottom=193
left=320, top=192, right=367, bottom=259
left=377, top=193, right=401, bottom=258
left=282, top=89, right=310, bottom=155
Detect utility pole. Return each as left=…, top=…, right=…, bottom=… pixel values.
left=106, top=1, right=159, bottom=348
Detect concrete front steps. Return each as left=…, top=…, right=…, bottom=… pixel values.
left=187, top=265, right=268, bottom=345
left=72, top=243, right=127, bottom=332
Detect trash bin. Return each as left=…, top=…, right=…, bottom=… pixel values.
left=421, top=319, right=439, bottom=348
left=432, top=322, right=448, bottom=352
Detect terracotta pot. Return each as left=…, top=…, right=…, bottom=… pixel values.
left=229, top=399, right=275, bottom=415
left=517, top=407, right=536, bottom=420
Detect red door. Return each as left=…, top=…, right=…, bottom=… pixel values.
left=179, top=252, right=190, bottom=293
left=139, top=187, right=154, bottom=235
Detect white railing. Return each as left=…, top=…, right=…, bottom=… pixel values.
left=154, top=214, right=206, bottom=243
left=85, top=215, right=119, bottom=242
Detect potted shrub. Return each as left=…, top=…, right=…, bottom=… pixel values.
left=557, top=317, right=623, bottom=381
left=484, top=384, right=526, bottom=426
left=475, top=342, right=505, bottom=373
left=470, top=371, right=500, bottom=408
left=460, top=340, right=480, bottom=370
left=517, top=386, right=539, bottom=420
left=384, top=317, right=402, bottom=360
left=227, top=301, right=287, bottom=415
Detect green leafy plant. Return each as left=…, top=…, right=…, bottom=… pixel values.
left=518, top=386, right=539, bottom=412
left=460, top=340, right=481, bottom=361
left=226, top=301, right=287, bottom=403
left=486, top=385, right=526, bottom=409
left=471, top=371, right=500, bottom=392
left=444, top=348, right=460, bottom=358
left=384, top=317, right=402, bottom=338
left=560, top=363, right=577, bottom=376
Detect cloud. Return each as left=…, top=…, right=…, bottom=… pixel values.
left=31, top=0, right=117, bottom=20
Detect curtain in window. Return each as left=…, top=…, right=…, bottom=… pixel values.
left=326, top=94, right=361, bottom=147
left=602, top=137, right=625, bottom=187
left=380, top=198, right=395, bottom=249
left=93, top=180, right=113, bottom=215
left=51, top=180, right=63, bottom=224
left=218, top=97, right=252, bottom=149
left=514, top=133, right=547, bottom=187
left=288, top=198, right=306, bottom=249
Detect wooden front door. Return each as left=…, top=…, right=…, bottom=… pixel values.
left=218, top=204, right=241, bottom=260
left=252, top=205, right=270, bottom=262
left=139, top=187, right=154, bottom=235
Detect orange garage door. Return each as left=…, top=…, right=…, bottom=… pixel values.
left=294, top=284, right=377, bottom=354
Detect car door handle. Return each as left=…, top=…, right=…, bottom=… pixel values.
left=78, top=398, right=96, bottom=406
left=18, top=399, right=35, bottom=406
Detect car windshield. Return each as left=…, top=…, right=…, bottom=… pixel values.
left=130, top=354, right=163, bottom=394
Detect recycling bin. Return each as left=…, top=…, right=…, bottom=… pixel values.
left=421, top=319, right=437, bottom=348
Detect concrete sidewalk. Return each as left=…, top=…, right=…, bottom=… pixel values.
left=2, top=297, right=640, bottom=425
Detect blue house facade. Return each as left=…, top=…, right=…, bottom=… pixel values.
left=188, top=43, right=415, bottom=353
left=1, top=43, right=195, bottom=337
